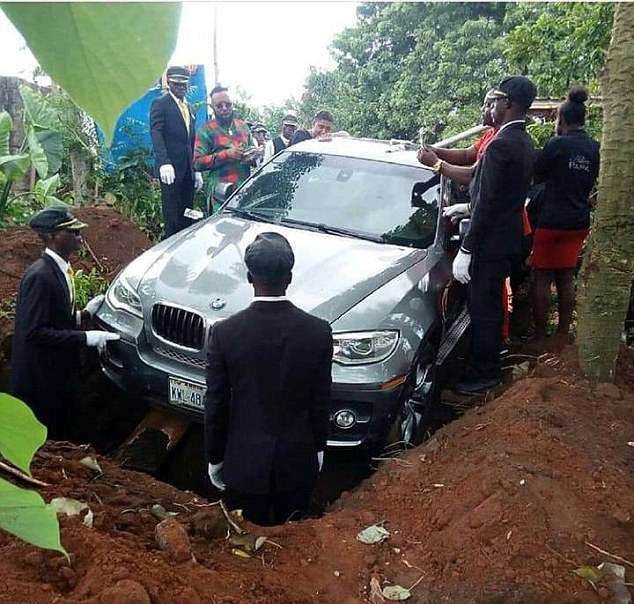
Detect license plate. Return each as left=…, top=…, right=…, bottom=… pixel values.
left=168, top=377, right=206, bottom=410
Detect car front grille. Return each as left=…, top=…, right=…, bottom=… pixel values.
left=153, top=345, right=206, bottom=369
left=151, top=303, right=205, bottom=350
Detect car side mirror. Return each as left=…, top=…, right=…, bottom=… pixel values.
left=213, top=182, right=236, bottom=205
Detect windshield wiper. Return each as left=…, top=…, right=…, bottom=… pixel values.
left=223, top=207, right=275, bottom=223
left=279, top=217, right=384, bottom=243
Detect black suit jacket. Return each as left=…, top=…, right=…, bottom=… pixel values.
left=11, top=254, right=86, bottom=408
left=464, top=122, right=535, bottom=258
left=204, top=301, right=333, bottom=495
left=149, top=93, right=196, bottom=181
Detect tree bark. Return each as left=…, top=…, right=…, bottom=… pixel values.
left=70, top=149, right=89, bottom=205
left=576, top=3, right=634, bottom=382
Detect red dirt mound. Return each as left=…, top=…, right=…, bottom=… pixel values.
left=1, top=348, right=632, bottom=603
left=0, top=206, right=151, bottom=302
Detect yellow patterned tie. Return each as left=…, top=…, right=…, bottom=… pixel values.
left=178, top=99, right=191, bottom=133
left=66, top=265, right=76, bottom=310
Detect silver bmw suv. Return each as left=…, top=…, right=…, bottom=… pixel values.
left=96, top=137, right=462, bottom=450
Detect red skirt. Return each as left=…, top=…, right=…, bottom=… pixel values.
left=531, top=227, right=589, bottom=269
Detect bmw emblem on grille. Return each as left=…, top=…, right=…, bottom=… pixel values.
left=210, top=297, right=226, bottom=310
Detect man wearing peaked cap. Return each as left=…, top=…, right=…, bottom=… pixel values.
left=205, top=232, right=333, bottom=525
left=11, top=207, right=119, bottom=439
left=452, top=75, right=536, bottom=395
left=150, top=65, right=202, bottom=239
left=263, top=111, right=299, bottom=163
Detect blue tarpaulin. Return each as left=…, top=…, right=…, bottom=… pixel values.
left=101, top=65, right=208, bottom=171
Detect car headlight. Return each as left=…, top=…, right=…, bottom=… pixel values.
left=106, top=274, right=143, bottom=317
left=333, top=330, right=399, bottom=365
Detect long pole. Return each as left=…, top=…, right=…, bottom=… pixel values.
left=213, top=6, right=219, bottom=85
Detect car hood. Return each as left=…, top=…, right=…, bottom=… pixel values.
left=137, top=216, right=426, bottom=324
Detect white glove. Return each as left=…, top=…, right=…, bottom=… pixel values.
left=208, top=462, right=226, bottom=491
left=317, top=451, right=324, bottom=472
left=159, top=164, right=175, bottom=185
left=452, top=250, right=472, bottom=284
left=194, top=172, right=203, bottom=191
left=84, top=294, right=105, bottom=317
left=85, top=331, right=120, bottom=354
left=442, top=203, right=470, bottom=222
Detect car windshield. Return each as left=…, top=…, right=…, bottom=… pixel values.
left=227, top=151, right=440, bottom=248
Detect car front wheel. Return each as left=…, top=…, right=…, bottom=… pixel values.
left=385, top=343, right=438, bottom=450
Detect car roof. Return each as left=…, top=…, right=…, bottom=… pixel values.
left=289, top=136, right=430, bottom=170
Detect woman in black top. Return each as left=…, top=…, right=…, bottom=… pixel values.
left=531, top=86, right=600, bottom=346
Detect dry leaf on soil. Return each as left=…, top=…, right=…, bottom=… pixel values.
left=357, top=524, right=390, bottom=544
left=50, top=497, right=88, bottom=517
left=382, top=585, right=412, bottom=601
left=79, top=456, right=102, bottom=474
left=83, top=509, right=94, bottom=528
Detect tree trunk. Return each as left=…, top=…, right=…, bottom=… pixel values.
left=70, top=149, right=89, bottom=205
left=576, top=3, right=634, bottom=382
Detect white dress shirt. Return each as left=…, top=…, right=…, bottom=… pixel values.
left=252, top=295, right=289, bottom=303
left=263, top=135, right=291, bottom=164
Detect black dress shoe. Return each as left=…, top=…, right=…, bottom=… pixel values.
left=453, top=376, right=501, bottom=396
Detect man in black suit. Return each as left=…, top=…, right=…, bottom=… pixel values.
left=452, top=76, right=537, bottom=394
left=204, top=232, right=333, bottom=526
left=150, top=66, right=203, bottom=239
left=11, top=207, right=120, bottom=438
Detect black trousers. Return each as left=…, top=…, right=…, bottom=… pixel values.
left=161, top=175, right=194, bottom=239
left=469, top=255, right=515, bottom=380
left=226, top=487, right=313, bottom=526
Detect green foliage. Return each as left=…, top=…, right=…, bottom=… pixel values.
left=0, top=112, right=11, bottom=156
left=1, top=2, right=182, bottom=142
left=503, top=3, right=613, bottom=97
left=0, top=393, right=64, bottom=555
left=33, top=173, right=64, bottom=206
left=300, top=2, right=613, bottom=142
left=232, top=87, right=263, bottom=126
left=0, top=153, right=30, bottom=181
left=73, top=268, right=108, bottom=310
left=26, top=127, right=48, bottom=178
left=0, top=477, right=66, bottom=555
left=101, top=146, right=163, bottom=240
left=33, top=129, right=63, bottom=177
left=0, top=86, right=66, bottom=223
left=19, top=85, right=59, bottom=130
left=527, top=121, right=556, bottom=148
left=0, top=393, right=47, bottom=475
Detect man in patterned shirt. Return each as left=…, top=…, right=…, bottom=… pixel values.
left=194, top=85, right=256, bottom=212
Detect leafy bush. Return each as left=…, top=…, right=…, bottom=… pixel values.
left=0, top=86, right=66, bottom=227
left=101, top=146, right=163, bottom=241
left=73, top=267, right=108, bottom=309
left=527, top=121, right=556, bottom=148
left=0, top=393, right=66, bottom=555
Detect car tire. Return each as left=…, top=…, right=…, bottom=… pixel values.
left=384, top=341, right=438, bottom=451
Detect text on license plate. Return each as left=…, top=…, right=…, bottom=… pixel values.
left=169, top=377, right=206, bottom=410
